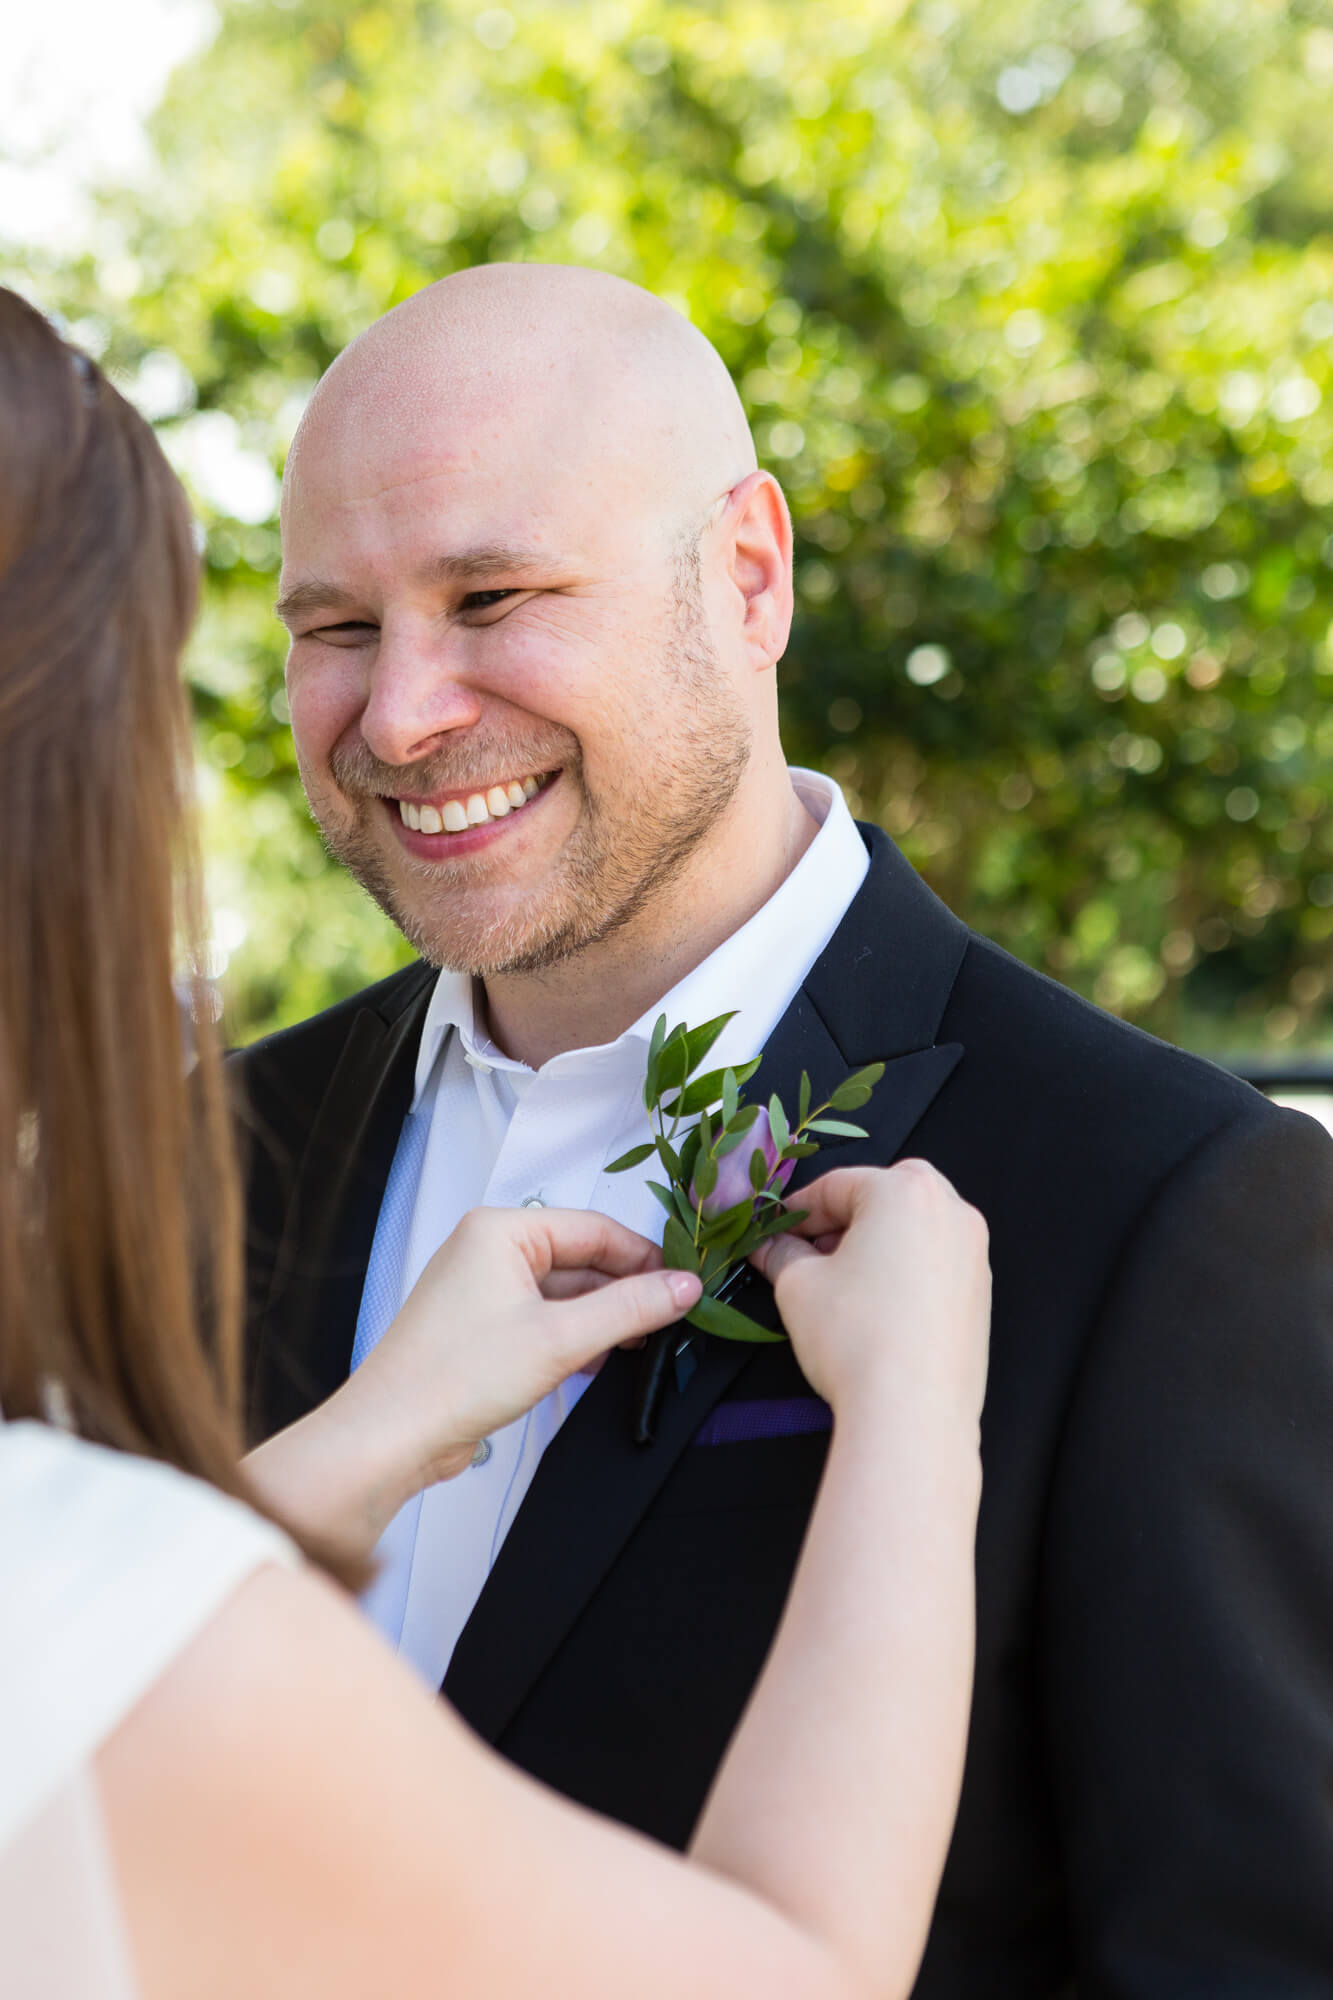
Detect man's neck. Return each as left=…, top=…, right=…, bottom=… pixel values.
left=482, top=777, right=819, bottom=1069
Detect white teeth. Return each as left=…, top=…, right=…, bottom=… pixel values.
left=399, top=773, right=550, bottom=838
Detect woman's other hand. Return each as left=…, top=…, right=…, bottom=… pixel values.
left=749, top=1162, right=990, bottom=1434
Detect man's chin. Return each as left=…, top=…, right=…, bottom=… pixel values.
left=373, top=882, right=583, bottom=979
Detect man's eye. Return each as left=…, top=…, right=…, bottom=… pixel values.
left=309, top=620, right=377, bottom=642
left=461, top=588, right=519, bottom=612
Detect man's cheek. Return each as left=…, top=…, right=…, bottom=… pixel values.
left=287, top=663, right=354, bottom=775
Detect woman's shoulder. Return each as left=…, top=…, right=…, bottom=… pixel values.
left=0, top=1420, right=298, bottom=1848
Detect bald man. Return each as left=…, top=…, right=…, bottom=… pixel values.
left=237, top=265, right=1333, bottom=1996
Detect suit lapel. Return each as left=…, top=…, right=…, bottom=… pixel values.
left=446, top=825, right=971, bottom=1741
left=248, top=975, right=434, bottom=1439
left=444, top=1328, right=754, bottom=1740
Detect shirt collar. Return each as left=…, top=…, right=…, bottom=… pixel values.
left=411, top=769, right=867, bottom=1109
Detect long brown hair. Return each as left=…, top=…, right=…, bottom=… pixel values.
left=0, top=287, right=348, bottom=1578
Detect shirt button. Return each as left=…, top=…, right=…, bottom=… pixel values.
left=471, top=1438, right=493, bottom=1468
left=520, top=1194, right=546, bottom=1209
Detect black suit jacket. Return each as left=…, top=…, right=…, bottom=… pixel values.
left=235, top=827, right=1333, bottom=1996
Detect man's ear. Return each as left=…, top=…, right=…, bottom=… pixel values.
left=719, top=470, right=794, bottom=670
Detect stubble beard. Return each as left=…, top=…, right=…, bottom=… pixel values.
left=312, top=557, right=752, bottom=978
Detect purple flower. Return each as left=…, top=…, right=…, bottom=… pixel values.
left=692, top=1106, right=795, bottom=1218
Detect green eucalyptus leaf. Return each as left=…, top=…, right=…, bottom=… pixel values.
left=730, top=1224, right=766, bottom=1263
left=657, top=1030, right=691, bottom=1095
left=787, top=1140, right=820, bottom=1158
left=698, top=1105, right=714, bottom=1152
left=698, top=1197, right=754, bottom=1251
left=654, top=1133, right=684, bottom=1180
left=798, top=1071, right=811, bottom=1126
left=721, top=1067, right=739, bottom=1124
left=686, top=1294, right=786, bottom=1344
left=643, top=1015, right=670, bottom=1108
left=805, top=1118, right=869, bottom=1139
left=715, top=1104, right=761, bottom=1156
left=662, top=1215, right=699, bottom=1273
left=750, top=1206, right=810, bottom=1240
left=700, top=1244, right=735, bottom=1286
left=692, top=1151, right=718, bottom=1202
left=605, top=1141, right=655, bottom=1172
left=681, top=1012, right=737, bottom=1077
left=662, top=1056, right=761, bottom=1119
left=672, top=1184, right=700, bottom=1233
left=661, top=1067, right=724, bottom=1118
left=830, top=1064, right=884, bottom=1108
left=644, top=1180, right=677, bottom=1216
left=678, top=1126, right=702, bottom=1186
left=748, top=1145, right=768, bottom=1192
left=768, top=1092, right=790, bottom=1152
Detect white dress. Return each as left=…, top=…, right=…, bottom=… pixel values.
left=0, top=1420, right=299, bottom=1998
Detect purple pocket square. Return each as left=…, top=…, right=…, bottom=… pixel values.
left=692, top=1397, right=833, bottom=1447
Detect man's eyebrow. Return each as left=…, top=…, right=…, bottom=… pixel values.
left=273, top=579, right=358, bottom=626
left=273, top=547, right=560, bottom=626
left=422, top=545, right=559, bottom=584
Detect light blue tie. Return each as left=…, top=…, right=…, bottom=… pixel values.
left=350, top=1105, right=429, bottom=1373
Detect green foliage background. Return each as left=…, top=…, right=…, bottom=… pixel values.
left=10, top=0, right=1333, bottom=1050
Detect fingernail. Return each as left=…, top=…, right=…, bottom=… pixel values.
left=666, top=1270, right=700, bottom=1308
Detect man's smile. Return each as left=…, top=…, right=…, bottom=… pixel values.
left=384, top=768, right=561, bottom=858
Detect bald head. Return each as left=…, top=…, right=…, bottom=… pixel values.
left=285, top=263, right=756, bottom=535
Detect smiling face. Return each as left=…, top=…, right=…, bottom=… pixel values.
left=278, top=272, right=762, bottom=977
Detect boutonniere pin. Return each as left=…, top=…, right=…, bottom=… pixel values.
left=607, top=1011, right=884, bottom=1348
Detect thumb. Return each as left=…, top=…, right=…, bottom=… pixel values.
left=750, top=1231, right=822, bottom=1287
left=549, top=1267, right=700, bottom=1370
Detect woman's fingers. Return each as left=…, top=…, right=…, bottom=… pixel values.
left=538, top=1269, right=616, bottom=1301
left=548, top=1267, right=700, bottom=1370
left=767, top=1166, right=884, bottom=1241
left=522, top=1207, right=664, bottom=1280
left=749, top=1231, right=823, bottom=1285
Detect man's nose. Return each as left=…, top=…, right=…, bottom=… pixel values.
left=359, top=626, right=483, bottom=768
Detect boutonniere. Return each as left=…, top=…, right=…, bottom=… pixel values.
left=607, top=1011, right=884, bottom=1348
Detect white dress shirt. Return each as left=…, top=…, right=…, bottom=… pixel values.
left=353, top=768, right=869, bottom=1688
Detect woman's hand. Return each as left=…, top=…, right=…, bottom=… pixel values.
left=750, top=1161, right=990, bottom=1433
left=360, top=1207, right=701, bottom=1483
left=246, top=1209, right=699, bottom=1564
